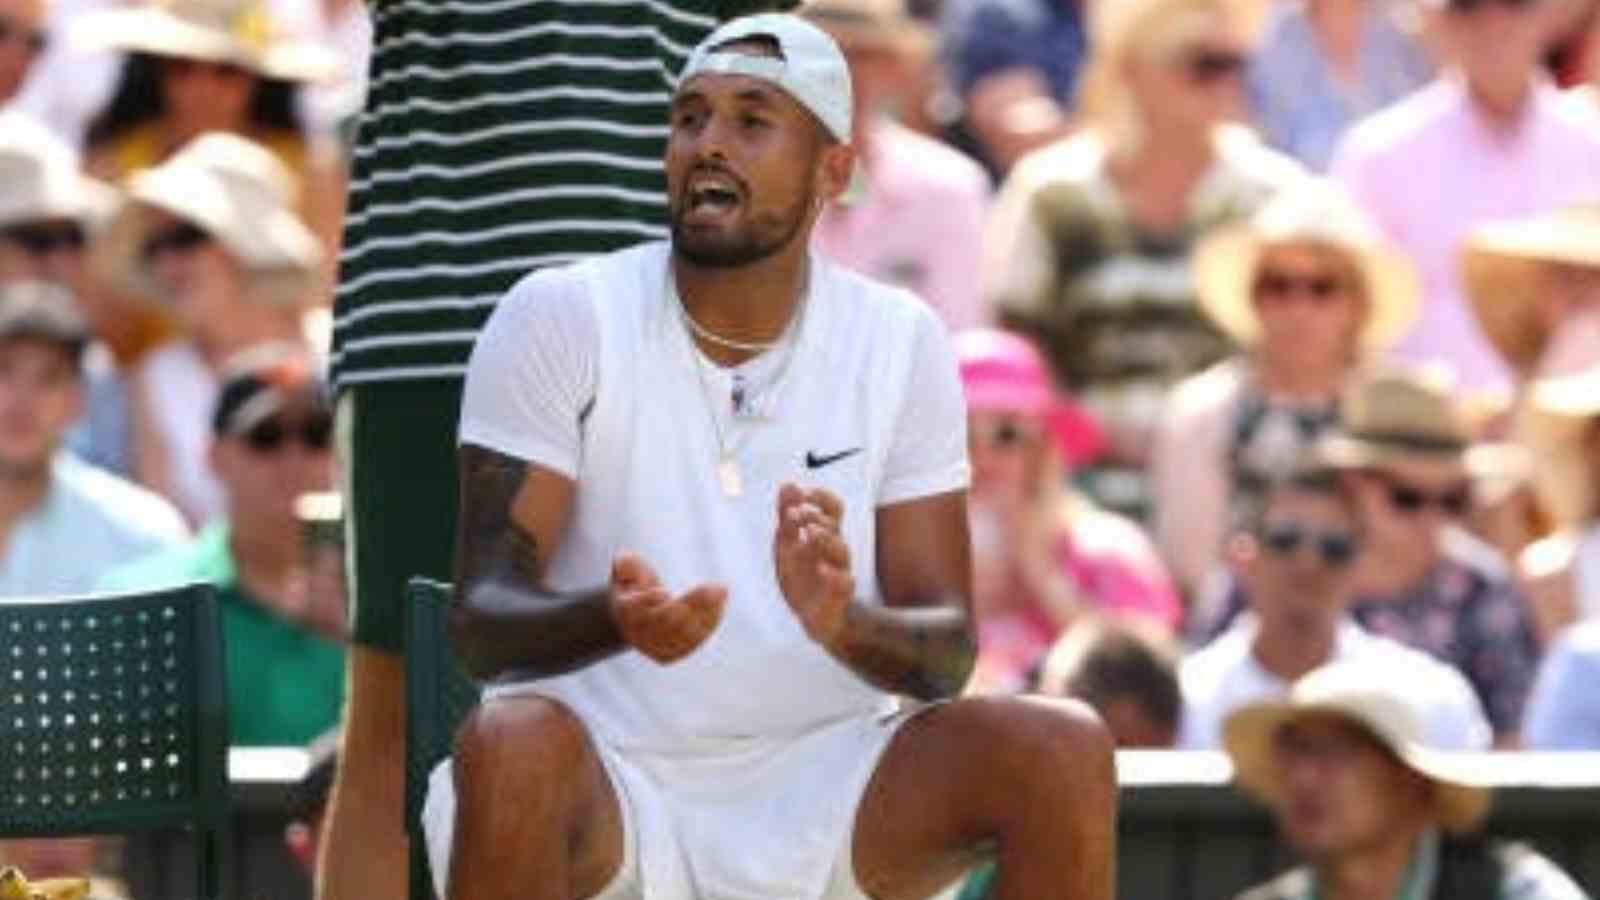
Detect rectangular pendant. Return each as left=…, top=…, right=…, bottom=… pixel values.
left=718, top=458, right=743, bottom=498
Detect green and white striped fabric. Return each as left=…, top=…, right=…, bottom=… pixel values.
left=332, top=0, right=787, bottom=390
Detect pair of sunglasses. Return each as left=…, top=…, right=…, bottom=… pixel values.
left=1449, top=0, right=1538, bottom=13
left=1254, top=269, right=1350, bottom=303
left=972, top=419, right=1040, bottom=450
left=1260, top=521, right=1359, bottom=567
left=0, top=14, right=48, bottom=55
left=1185, top=49, right=1247, bottom=83
left=2, top=223, right=85, bottom=256
left=242, top=414, right=334, bottom=455
left=1383, top=479, right=1470, bottom=517
left=141, top=222, right=212, bottom=264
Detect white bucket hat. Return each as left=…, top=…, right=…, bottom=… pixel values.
left=677, top=13, right=854, bottom=143
left=1223, top=659, right=1494, bottom=834
left=0, top=111, right=116, bottom=230
left=73, top=0, right=337, bottom=83
left=1193, top=179, right=1420, bottom=351
left=94, top=132, right=321, bottom=307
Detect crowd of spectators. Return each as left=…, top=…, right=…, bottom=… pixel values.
left=2, top=0, right=1599, bottom=895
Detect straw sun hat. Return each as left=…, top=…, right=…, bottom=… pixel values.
left=1461, top=206, right=1600, bottom=375
left=1192, top=179, right=1420, bottom=352
left=1315, top=367, right=1515, bottom=478
left=0, top=111, right=115, bottom=231
left=94, top=132, right=322, bottom=307
left=73, top=0, right=337, bottom=83
left=1223, top=660, right=1493, bottom=834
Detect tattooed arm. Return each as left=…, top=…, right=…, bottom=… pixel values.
left=453, top=443, right=729, bottom=682
left=776, top=485, right=976, bottom=701
left=449, top=444, right=623, bottom=681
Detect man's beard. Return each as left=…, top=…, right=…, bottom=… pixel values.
left=670, top=189, right=813, bottom=269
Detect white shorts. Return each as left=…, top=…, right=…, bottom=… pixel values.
left=422, top=699, right=920, bottom=900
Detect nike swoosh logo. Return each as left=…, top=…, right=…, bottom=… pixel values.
left=805, top=447, right=863, bottom=469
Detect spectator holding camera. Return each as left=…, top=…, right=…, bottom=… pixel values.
left=100, top=342, right=344, bottom=747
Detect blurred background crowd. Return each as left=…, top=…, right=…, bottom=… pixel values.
left=1, top=0, right=1599, bottom=894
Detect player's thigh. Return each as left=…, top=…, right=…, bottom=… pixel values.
left=343, top=380, right=462, bottom=653
left=450, top=693, right=625, bottom=896
left=850, top=695, right=1107, bottom=900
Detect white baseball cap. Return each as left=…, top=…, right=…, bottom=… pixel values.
left=676, top=13, right=854, bottom=143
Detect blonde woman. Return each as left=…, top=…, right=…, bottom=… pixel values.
left=1150, top=179, right=1419, bottom=597
left=985, top=0, right=1304, bottom=522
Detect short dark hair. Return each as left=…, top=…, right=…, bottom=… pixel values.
left=1038, top=619, right=1182, bottom=733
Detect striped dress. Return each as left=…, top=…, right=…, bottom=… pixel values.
left=333, top=0, right=788, bottom=391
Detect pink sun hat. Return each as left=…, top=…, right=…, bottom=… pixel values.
left=954, top=328, right=1106, bottom=467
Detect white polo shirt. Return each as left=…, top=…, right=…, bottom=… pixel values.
left=1179, top=613, right=1491, bottom=751
left=459, top=241, right=970, bottom=752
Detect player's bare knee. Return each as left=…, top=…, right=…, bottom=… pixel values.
left=992, top=695, right=1114, bottom=793
left=454, top=695, right=597, bottom=811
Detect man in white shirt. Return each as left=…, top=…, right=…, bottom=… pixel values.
left=423, top=14, right=1114, bottom=900
left=0, top=281, right=187, bottom=596
left=1180, top=467, right=1489, bottom=750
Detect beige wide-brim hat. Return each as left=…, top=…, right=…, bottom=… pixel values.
left=1316, top=366, right=1512, bottom=478
left=1223, top=661, right=1493, bottom=834
left=801, top=0, right=936, bottom=59
left=1461, top=206, right=1600, bottom=374
left=94, top=132, right=321, bottom=308
left=0, top=111, right=117, bottom=230
left=1518, top=360, right=1600, bottom=527
left=1194, top=179, right=1420, bottom=352
left=73, top=0, right=337, bottom=83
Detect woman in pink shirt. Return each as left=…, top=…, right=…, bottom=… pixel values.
left=959, top=328, right=1182, bottom=693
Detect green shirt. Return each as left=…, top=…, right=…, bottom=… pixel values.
left=332, top=0, right=795, bottom=390
left=99, top=525, right=345, bottom=747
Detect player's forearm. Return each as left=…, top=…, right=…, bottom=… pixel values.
left=450, top=577, right=623, bottom=682
left=827, top=599, right=977, bottom=701
left=452, top=443, right=624, bottom=681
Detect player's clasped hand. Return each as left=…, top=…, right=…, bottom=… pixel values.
left=608, top=552, right=727, bottom=664
left=774, top=483, right=855, bottom=648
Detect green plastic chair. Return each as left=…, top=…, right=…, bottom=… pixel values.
left=0, top=582, right=231, bottom=899
left=404, top=577, right=482, bottom=900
